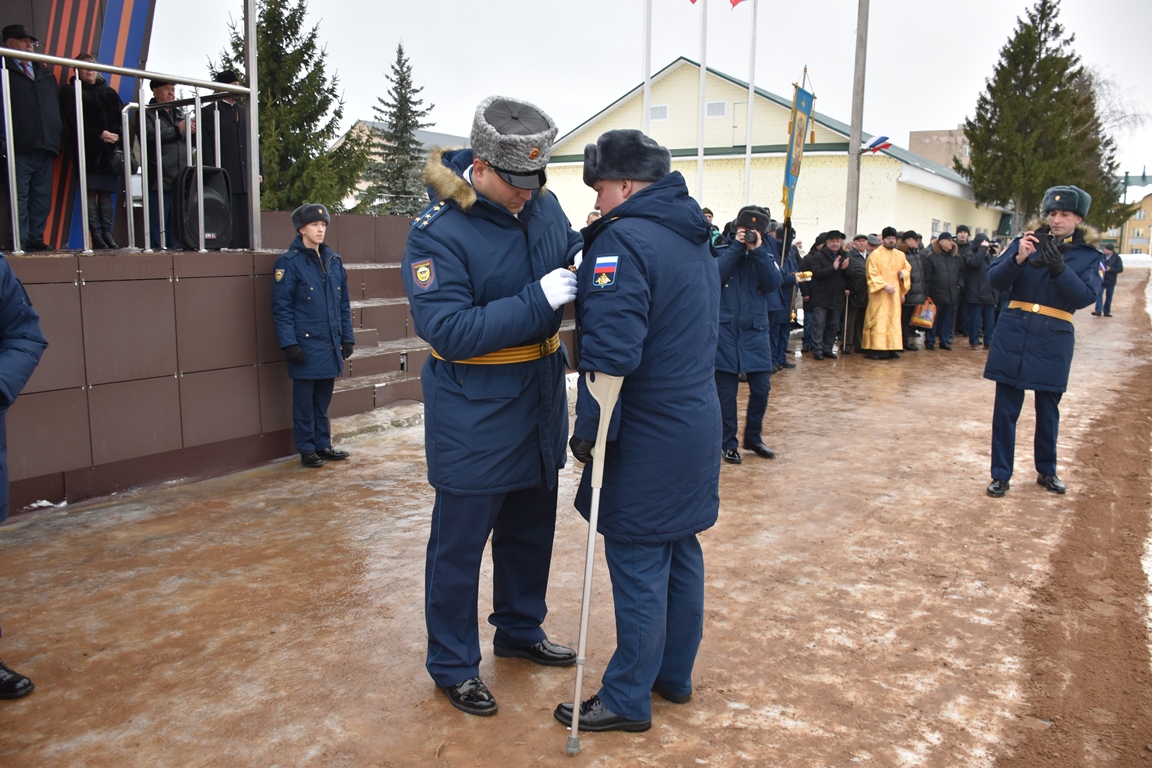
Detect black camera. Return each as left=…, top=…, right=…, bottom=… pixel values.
left=744, top=229, right=759, bottom=246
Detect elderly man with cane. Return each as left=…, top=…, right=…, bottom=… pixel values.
left=556, top=129, right=720, bottom=738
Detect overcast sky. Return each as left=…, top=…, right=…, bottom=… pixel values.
left=147, top=0, right=1151, bottom=182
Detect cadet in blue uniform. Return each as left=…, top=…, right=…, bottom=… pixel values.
left=0, top=254, right=48, bottom=699
left=715, top=205, right=782, bottom=464
left=402, top=97, right=582, bottom=717
left=271, top=204, right=354, bottom=468
left=983, top=185, right=1101, bottom=497
left=555, top=130, right=721, bottom=733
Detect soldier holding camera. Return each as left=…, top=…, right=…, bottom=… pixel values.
left=714, top=205, right=782, bottom=464
left=982, top=185, right=1101, bottom=498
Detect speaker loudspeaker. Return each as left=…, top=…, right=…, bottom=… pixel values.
left=172, top=166, right=233, bottom=250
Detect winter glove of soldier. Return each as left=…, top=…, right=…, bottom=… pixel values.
left=1041, top=236, right=1065, bottom=277
left=541, top=267, right=578, bottom=310
left=341, top=343, right=354, bottom=360
left=569, top=435, right=595, bottom=464
left=283, top=344, right=306, bottom=365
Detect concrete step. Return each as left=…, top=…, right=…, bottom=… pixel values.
left=344, top=263, right=405, bottom=301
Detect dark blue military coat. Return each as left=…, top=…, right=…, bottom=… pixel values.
left=0, top=256, right=48, bottom=523
left=271, top=236, right=354, bottom=380
left=715, top=239, right=782, bottom=374
left=573, top=171, right=721, bottom=544
left=402, top=149, right=582, bottom=495
left=983, top=227, right=1101, bottom=393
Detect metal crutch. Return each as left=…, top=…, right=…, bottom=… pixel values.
left=565, top=370, right=624, bottom=756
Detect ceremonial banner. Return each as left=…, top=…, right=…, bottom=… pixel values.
left=782, top=85, right=814, bottom=220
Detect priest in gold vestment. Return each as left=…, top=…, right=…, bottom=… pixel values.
left=862, top=227, right=912, bottom=360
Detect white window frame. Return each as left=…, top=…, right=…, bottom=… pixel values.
left=705, top=100, right=727, bottom=118
left=650, top=105, right=669, bottom=122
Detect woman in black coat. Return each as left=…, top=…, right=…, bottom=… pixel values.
left=60, top=53, right=125, bottom=248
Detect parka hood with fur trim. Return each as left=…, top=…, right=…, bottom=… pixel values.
left=423, top=147, right=550, bottom=213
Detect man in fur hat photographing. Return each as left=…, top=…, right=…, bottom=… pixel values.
left=982, top=185, right=1101, bottom=498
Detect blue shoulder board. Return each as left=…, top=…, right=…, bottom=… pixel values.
left=412, top=200, right=449, bottom=231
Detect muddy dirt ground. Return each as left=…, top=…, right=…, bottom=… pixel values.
left=1, top=272, right=1150, bottom=768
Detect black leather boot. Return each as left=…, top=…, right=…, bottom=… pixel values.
left=98, top=198, right=119, bottom=249
left=87, top=200, right=109, bottom=249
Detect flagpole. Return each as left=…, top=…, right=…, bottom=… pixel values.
left=844, top=0, right=870, bottom=236
left=696, top=0, right=707, bottom=201
left=643, top=0, right=652, bottom=134
left=743, top=0, right=758, bottom=205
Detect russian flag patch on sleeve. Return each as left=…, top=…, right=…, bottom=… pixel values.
left=592, top=255, right=619, bottom=289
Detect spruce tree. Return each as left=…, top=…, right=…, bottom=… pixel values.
left=958, top=0, right=1131, bottom=230
left=357, top=44, right=434, bottom=216
left=215, top=0, right=370, bottom=212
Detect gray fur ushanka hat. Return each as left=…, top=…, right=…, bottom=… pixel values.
left=583, top=129, right=671, bottom=187
left=470, top=96, right=557, bottom=190
left=1042, top=185, right=1091, bottom=218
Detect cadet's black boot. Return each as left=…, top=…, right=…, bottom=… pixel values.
left=0, top=660, right=34, bottom=699
left=98, top=198, right=119, bottom=249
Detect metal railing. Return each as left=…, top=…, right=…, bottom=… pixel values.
left=1, top=48, right=261, bottom=254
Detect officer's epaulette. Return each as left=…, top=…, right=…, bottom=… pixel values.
left=412, top=200, right=449, bottom=231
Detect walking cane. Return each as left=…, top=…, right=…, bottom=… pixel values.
left=843, top=291, right=850, bottom=354
left=565, top=370, right=624, bottom=756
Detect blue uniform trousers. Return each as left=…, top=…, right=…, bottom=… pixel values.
left=715, top=370, right=769, bottom=450
left=991, top=382, right=1061, bottom=481
left=425, top=483, right=557, bottom=688
left=0, top=407, right=9, bottom=524
left=770, top=312, right=791, bottom=366
left=598, top=534, right=704, bottom=721
left=929, top=303, right=955, bottom=347
left=1095, top=284, right=1116, bottom=315
left=967, top=304, right=996, bottom=347
left=291, top=378, right=334, bottom=453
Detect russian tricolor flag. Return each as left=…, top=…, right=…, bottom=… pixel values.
left=864, top=136, right=892, bottom=153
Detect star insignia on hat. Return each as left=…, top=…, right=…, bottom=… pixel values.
left=1054, top=195, right=1061, bottom=201
left=529, top=147, right=540, bottom=160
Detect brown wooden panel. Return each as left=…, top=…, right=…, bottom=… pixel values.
left=8, top=255, right=80, bottom=284
left=361, top=266, right=404, bottom=300
left=352, top=327, right=378, bottom=348
left=174, top=251, right=254, bottom=278
left=179, top=367, right=261, bottom=448
left=79, top=253, right=173, bottom=281
left=23, top=282, right=86, bottom=393
left=254, top=275, right=283, bottom=363
left=406, top=348, right=430, bottom=374
left=361, top=303, right=408, bottom=340
left=9, top=472, right=66, bottom=517
left=330, top=383, right=373, bottom=418
left=258, top=362, right=293, bottom=433
left=88, top=377, right=183, bottom=465
left=260, top=211, right=297, bottom=252
left=343, top=265, right=368, bottom=301
left=323, top=214, right=340, bottom=254
left=375, top=216, right=412, bottom=264
left=377, top=377, right=423, bottom=406
left=81, top=280, right=178, bottom=384
left=175, top=276, right=258, bottom=372
left=347, top=352, right=399, bottom=379
left=336, top=215, right=376, bottom=262
left=6, top=388, right=92, bottom=480
left=254, top=251, right=280, bottom=276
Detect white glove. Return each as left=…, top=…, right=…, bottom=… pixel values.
left=540, top=267, right=578, bottom=310
left=572, top=250, right=583, bottom=270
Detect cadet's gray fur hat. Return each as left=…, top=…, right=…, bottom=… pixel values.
left=470, top=96, right=557, bottom=190
left=583, top=129, right=671, bottom=187
left=292, top=203, right=330, bottom=231
left=1042, top=185, right=1091, bottom=218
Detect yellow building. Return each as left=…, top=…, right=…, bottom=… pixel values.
left=547, top=58, right=1003, bottom=241
left=1119, top=192, right=1151, bottom=255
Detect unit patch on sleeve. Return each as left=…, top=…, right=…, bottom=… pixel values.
left=411, top=259, right=438, bottom=292
left=274, top=269, right=285, bottom=282
left=592, top=255, right=619, bottom=290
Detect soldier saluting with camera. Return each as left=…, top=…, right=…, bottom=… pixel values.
left=982, top=185, right=1102, bottom=498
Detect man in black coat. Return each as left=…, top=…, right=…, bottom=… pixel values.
left=806, top=230, right=850, bottom=360
left=1, top=25, right=63, bottom=251
left=144, top=79, right=190, bottom=249
left=843, top=234, right=870, bottom=354
left=922, top=231, right=964, bottom=350
left=202, top=70, right=262, bottom=249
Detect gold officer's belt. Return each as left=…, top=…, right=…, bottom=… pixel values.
left=1007, top=300, right=1073, bottom=323
left=431, top=333, right=560, bottom=365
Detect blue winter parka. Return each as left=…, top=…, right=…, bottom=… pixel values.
left=573, top=171, right=721, bottom=544
left=271, top=235, right=354, bottom=380
left=715, top=238, right=783, bottom=374
left=0, top=256, right=49, bottom=523
left=402, top=149, right=582, bottom=495
left=983, top=226, right=1101, bottom=393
